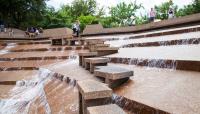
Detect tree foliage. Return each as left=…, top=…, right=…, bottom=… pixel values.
left=177, top=0, right=200, bottom=17
left=0, top=0, right=47, bottom=29
left=78, top=15, right=96, bottom=31
left=71, top=0, right=97, bottom=19
left=109, top=1, right=142, bottom=26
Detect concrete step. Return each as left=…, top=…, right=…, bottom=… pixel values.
left=106, top=45, right=200, bottom=71
left=105, top=32, right=200, bottom=47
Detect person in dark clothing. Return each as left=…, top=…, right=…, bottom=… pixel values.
left=168, top=8, right=174, bottom=19
left=72, top=20, right=80, bottom=37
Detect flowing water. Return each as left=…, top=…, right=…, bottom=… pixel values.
left=0, top=68, right=79, bottom=114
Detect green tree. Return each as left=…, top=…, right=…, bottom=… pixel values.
left=78, top=15, right=96, bottom=31
left=71, top=0, right=97, bottom=20
left=135, top=14, right=148, bottom=25
left=109, top=1, right=142, bottom=26
left=0, top=0, right=47, bottom=29
left=177, top=0, right=200, bottom=17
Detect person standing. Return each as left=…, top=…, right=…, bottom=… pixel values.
left=72, top=22, right=77, bottom=35
left=75, top=20, right=80, bottom=37
left=149, top=8, right=156, bottom=22
left=168, top=7, right=174, bottom=19
left=72, top=20, right=80, bottom=37
left=8, top=28, right=14, bottom=37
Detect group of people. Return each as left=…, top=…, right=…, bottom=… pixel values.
left=149, top=7, right=175, bottom=22
left=26, top=27, right=43, bottom=38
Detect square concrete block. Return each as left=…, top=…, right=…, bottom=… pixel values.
left=78, top=52, right=98, bottom=67
left=94, top=66, right=133, bottom=88
left=85, top=58, right=109, bottom=64
left=87, top=104, right=126, bottom=114
left=77, top=80, right=113, bottom=114
left=84, top=58, right=109, bottom=73
left=97, top=47, right=119, bottom=56
left=51, top=38, right=65, bottom=45
left=77, top=79, right=112, bottom=100
left=95, top=66, right=133, bottom=80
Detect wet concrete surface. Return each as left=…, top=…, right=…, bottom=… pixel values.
left=105, top=32, right=200, bottom=47
left=0, top=60, right=64, bottom=68
left=106, top=45, right=200, bottom=61
left=0, top=85, right=14, bottom=99
left=0, top=70, right=38, bottom=82
left=43, top=60, right=100, bottom=81
left=0, top=50, right=88, bottom=58
left=44, top=61, right=200, bottom=114
left=112, top=64, right=200, bottom=114
left=28, top=78, right=79, bottom=114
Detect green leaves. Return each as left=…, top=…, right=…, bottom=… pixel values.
left=109, top=1, right=142, bottom=26
left=177, top=0, right=200, bottom=17
left=78, top=15, right=96, bottom=31
left=0, top=0, right=48, bottom=29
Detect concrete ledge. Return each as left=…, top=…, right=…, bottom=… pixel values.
left=85, top=58, right=109, bottom=64
left=0, top=41, right=51, bottom=46
left=0, top=67, right=39, bottom=71
left=97, top=47, right=119, bottom=56
left=87, top=104, right=126, bottom=114
left=0, top=56, right=69, bottom=61
left=10, top=46, right=88, bottom=52
left=113, top=95, right=169, bottom=114
left=109, top=57, right=200, bottom=72
left=123, top=38, right=200, bottom=48
left=96, top=44, right=110, bottom=47
left=77, top=79, right=112, bottom=100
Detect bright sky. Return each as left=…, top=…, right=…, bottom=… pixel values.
left=47, top=0, right=193, bottom=15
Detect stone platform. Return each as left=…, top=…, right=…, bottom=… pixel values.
left=84, top=58, right=109, bottom=73
left=87, top=104, right=126, bottom=114
left=94, top=66, right=133, bottom=88
left=78, top=52, right=98, bottom=67
left=77, top=79, right=112, bottom=114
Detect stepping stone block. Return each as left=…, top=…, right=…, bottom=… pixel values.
left=78, top=52, right=98, bottom=67
left=94, top=66, right=133, bottom=88
left=51, top=38, right=66, bottom=45
left=84, top=58, right=109, bottom=73
left=87, top=104, right=126, bottom=114
left=66, top=38, right=85, bottom=46
left=97, top=47, right=119, bottom=56
left=77, top=80, right=112, bottom=114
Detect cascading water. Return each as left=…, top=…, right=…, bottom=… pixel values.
left=0, top=43, right=16, bottom=55
left=0, top=68, right=53, bottom=114
left=0, top=68, right=79, bottom=114
left=69, top=47, right=78, bottom=60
